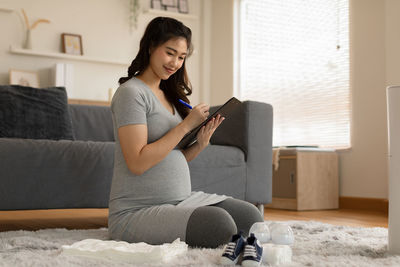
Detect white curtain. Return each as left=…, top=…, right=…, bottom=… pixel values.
left=238, top=0, right=350, bottom=148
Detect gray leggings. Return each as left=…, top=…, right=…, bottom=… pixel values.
left=185, top=198, right=264, bottom=248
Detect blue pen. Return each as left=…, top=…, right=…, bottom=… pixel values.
left=178, top=99, right=193, bottom=109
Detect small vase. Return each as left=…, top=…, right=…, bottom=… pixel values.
left=24, top=29, right=32, bottom=49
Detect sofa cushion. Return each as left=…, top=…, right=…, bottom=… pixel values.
left=189, top=145, right=245, bottom=168
left=0, top=85, right=74, bottom=140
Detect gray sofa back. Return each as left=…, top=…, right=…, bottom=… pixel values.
left=69, top=104, right=114, bottom=142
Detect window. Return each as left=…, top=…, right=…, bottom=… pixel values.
left=237, top=0, right=350, bottom=148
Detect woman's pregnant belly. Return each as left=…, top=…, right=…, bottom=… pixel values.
left=130, top=149, right=191, bottom=206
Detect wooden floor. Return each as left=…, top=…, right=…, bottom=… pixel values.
left=0, top=209, right=109, bottom=232
left=0, top=207, right=388, bottom=232
left=264, top=208, right=388, bottom=228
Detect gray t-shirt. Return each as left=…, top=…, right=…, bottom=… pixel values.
left=109, top=77, right=191, bottom=217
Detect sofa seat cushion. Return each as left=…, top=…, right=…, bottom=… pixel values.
left=188, top=145, right=247, bottom=200
left=0, top=138, right=114, bottom=210
left=0, top=85, right=74, bottom=140
left=188, top=145, right=245, bottom=167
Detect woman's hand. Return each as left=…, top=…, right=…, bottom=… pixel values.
left=196, top=114, right=225, bottom=149
left=181, top=114, right=225, bottom=162
left=182, top=103, right=210, bottom=131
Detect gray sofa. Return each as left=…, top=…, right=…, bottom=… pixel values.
left=0, top=101, right=273, bottom=212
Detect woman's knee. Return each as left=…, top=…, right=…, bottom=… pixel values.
left=186, top=206, right=237, bottom=248
left=213, top=198, right=264, bottom=236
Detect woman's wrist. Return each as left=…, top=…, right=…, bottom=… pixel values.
left=178, top=120, right=191, bottom=135
left=196, top=140, right=209, bottom=150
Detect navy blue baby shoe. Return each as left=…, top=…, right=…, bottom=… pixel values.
left=241, top=233, right=263, bottom=267
left=220, top=231, right=246, bottom=265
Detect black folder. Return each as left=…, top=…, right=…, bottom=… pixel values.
left=177, top=97, right=242, bottom=149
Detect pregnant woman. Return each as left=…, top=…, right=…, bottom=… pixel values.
left=108, top=16, right=263, bottom=248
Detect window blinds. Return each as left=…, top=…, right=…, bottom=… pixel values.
left=238, top=0, right=350, bottom=148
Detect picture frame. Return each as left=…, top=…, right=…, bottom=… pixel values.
left=161, top=0, right=177, bottom=7
left=9, top=69, right=40, bottom=88
left=61, top=33, right=83, bottom=55
left=178, top=0, right=189, bottom=14
left=165, top=6, right=179, bottom=12
left=151, top=0, right=163, bottom=10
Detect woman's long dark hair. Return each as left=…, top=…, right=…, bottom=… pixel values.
left=119, top=17, right=194, bottom=119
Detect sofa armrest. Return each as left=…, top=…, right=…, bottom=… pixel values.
left=0, top=138, right=114, bottom=210
left=210, top=101, right=273, bottom=204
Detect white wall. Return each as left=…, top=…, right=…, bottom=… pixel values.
left=0, top=0, right=202, bottom=103
left=338, top=0, right=388, bottom=199
left=208, top=0, right=234, bottom=106
left=339, top=0, right=400, bottom=199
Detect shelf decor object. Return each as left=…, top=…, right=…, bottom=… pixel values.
left=21, top=8, right=50, bottom=49
left=151, top=0, right=163, bottom=10
left=9, top=69, right=40, bottom=88
left=161, top=0, right=178, bottom=12
left=61, top=33, right=83, bottom=55
left=129, top=0, right=140, bottom=32
left=178, top=0, right=188, bottom=14
left=144, top=8, right=197, bottom=20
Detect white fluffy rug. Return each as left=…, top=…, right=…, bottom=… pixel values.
left=1, top=220, right=400, bottom=267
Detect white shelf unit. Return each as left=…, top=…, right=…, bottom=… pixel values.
left=9, top=46, right=129, bottom=66
left=144, top=8, right=198, bottom=20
